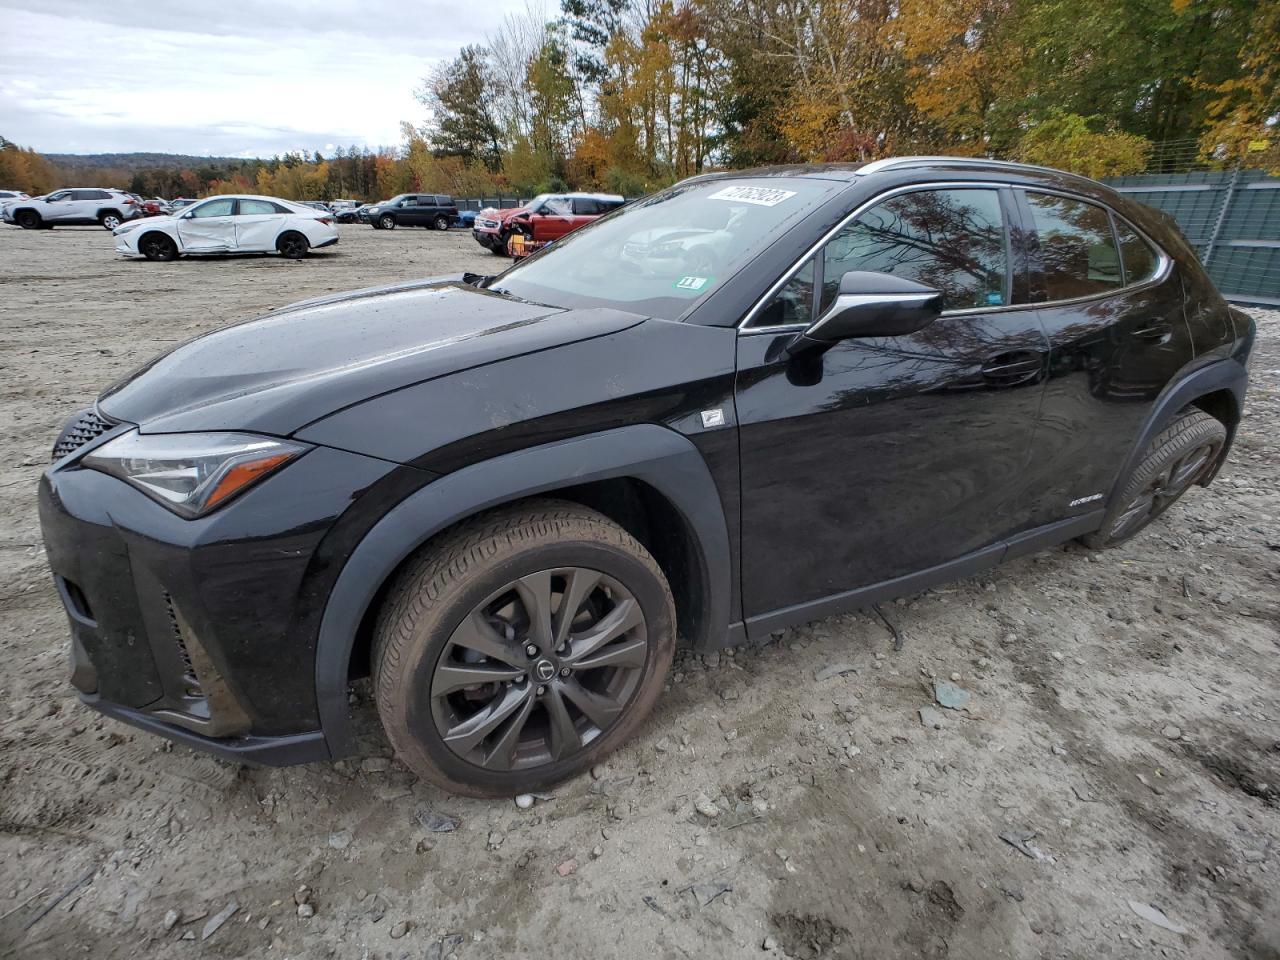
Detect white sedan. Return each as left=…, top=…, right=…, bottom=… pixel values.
left=112, top=194, right=339, bottom=261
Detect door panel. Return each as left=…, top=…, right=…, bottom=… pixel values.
left=44, top=192, right=73, bottom=222
left=177, top=198, right=237, bottom=251
left=234, top=215, right=283, bottom=250
left=1023, top=278, right=1193, bottom=526
left=736, top=313, right=1047, bottom=618
left=1016, top=190, right=1197, bottom=527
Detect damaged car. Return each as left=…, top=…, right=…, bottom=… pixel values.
left=40, top=158, right=1253, bottom=796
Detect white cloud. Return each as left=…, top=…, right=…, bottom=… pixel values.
left=0, top=0, right=531, bottom=155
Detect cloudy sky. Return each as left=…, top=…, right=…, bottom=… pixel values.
left=0, top=0, right=531, bottom=157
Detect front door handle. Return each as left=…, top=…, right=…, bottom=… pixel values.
left=981, top=352, right=1046, bottom=384
left=1132, top=321, right=1173, bottom=343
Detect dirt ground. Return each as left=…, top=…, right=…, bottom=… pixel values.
left=0, top=224, right=1277, bottom=960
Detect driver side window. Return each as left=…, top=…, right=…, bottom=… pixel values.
left=820, top=188, right=1007, bottom=313
left=190, top=198, right=235, bottom=218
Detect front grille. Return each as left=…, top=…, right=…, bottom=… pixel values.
left=51, top=407, right=116, bottom=461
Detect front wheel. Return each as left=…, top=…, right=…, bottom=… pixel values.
left=1081, top=408, right=1226, bottom=549
left=139, top=232, right=178, bottom=261
left=16, top=210, right=41, bottom=230
left=277, top=231, right=310, bottom=259
left=372, top=500, right=676, bottom=797
left=378, top=214, right=396, bottom=230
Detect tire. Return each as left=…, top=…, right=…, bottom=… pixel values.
left=1081, top=408, right=1226, bottom=549
left=99, top=210, right=123, bottom=230
left=16, top=210, right=41, bottom=230
left=490, top=232, right=509, bottom=256
left=372, top=500, right=676, bottom=797
left=378, top=214, right=396, bottom=230
left=277, top=231, right=310, bottom=259
left=138, top=232, right=178, bottom=262
left=433, top=214, right=450, bottom=231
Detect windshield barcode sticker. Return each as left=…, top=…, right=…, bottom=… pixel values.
left=707, top=186, right=796, bottom=206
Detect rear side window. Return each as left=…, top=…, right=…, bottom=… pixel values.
left=437, top=196, right=453, bottom=206
left=1115, top=219, right=1158, bottom=285
left=818, top=187, right=1008, bottom=313
left=572, top=198, right=602, bottom=215
left=1026, top=192, right=1122, bottom=300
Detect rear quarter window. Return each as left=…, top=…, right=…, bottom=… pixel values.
left=1115, top=219, right=1159, bottom=285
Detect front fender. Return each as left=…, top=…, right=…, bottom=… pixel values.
left=314, top=423, right=732, bottom=758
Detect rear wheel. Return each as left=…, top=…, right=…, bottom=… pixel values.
left=16, top=210, right=41, bottom=230
left=434, top=214, right=451, bottom=230
left=379, top=214, right=396, bottom=230
left=139, top=232, right=178, bottom=261
left=1081, top=408, right=1226, bottom=549
left=277, top=231, right=310, bottom=259
left=372, top=500, right=676, bottom=797
left=99, top=210, right=123, bottom=230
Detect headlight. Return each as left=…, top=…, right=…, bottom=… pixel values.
left=82, top=431, right=309, bottom=518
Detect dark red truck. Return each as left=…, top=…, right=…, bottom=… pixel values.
left=472, top=192, right=624, bottom=257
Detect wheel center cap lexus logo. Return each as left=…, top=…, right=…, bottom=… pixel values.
left=534, top=659, right=556, bottom=682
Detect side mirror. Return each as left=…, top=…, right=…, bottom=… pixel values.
left=788, top=271, right=942, bottom=355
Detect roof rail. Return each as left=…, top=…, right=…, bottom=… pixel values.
left=856, top=156, right=1082, bottom=179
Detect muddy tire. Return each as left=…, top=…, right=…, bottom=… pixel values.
left=372, top=500, right=676, bottom=797
left=1081, top=408, right=1226, bottom=549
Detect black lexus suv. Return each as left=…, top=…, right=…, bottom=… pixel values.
left=39, top=158, right=1254, bottom=796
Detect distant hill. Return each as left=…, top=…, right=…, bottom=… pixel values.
left=46, top=152, right=253, bottom=171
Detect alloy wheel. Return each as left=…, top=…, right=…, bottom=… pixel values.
left=102, top=214, right=121, bottom=230
left=429, top=567, right=649, bottom=772
left=1110, top=439, right=1219, bottom=539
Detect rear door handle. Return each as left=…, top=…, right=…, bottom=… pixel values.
left=1132, top=321, right=1173, bottom=343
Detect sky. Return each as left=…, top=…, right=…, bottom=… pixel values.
left=0, top=0, right=531, bottom=157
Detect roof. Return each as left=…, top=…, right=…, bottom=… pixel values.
left=684, top=156, right=1107, bottom=189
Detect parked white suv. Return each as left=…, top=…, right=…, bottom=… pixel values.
left=2, top=188, right=141, bottom=230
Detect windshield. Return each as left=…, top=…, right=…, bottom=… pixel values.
left=492, top=178, right=834, bottom=321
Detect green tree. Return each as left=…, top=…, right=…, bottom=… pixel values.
left=423, top=45, right=505, bottom=171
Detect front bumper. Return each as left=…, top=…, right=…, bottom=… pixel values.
left=39, top=426, right=402, bottom=765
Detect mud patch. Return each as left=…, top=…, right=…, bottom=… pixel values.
left=769, top=911, right=848, bottom=959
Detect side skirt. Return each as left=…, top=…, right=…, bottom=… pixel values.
left=733, top=511, right=1103, bottom=644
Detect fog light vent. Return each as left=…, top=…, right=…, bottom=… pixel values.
left=162, top=591, right=204, bottom=697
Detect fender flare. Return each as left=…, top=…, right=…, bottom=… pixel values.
left=313, top=423, right=732, bottom=758
left=1106, top=357, right=1247, bottom=503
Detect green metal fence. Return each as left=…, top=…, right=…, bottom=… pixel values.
left=1103, top=169, right=1279, bottom=307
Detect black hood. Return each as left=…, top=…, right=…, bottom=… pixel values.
left=99, top=280, right=645, bottom=437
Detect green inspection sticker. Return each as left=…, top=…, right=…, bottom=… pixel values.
left=674, top=275, right=712, bottom=292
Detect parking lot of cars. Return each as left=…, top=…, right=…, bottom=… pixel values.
left=0, top=218, right=1277, bottom=959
